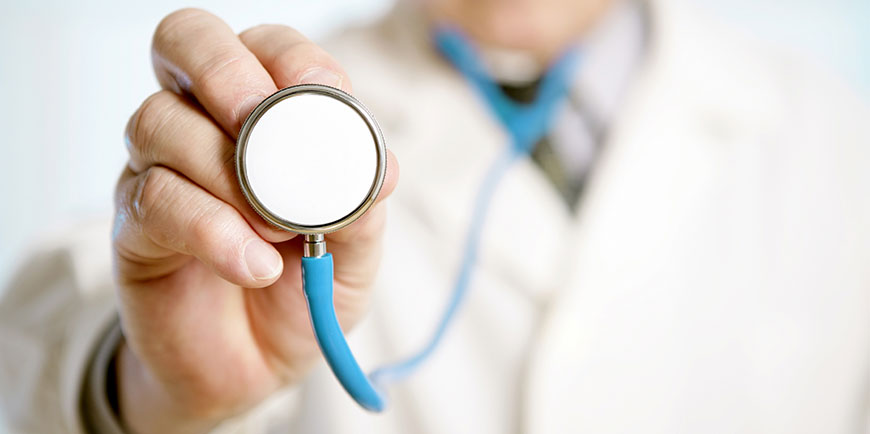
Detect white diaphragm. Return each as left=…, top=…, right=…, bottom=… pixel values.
left=236, top=85, right=386, bottom=234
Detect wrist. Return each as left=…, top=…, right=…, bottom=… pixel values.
left=117, top=342, right=222, bottom=434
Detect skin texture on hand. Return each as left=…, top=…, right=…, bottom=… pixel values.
left=112, top=9, right=398, bottom=434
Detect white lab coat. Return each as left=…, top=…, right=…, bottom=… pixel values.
left=1, top=0, right=869, bottom=433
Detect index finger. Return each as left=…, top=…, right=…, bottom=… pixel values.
left=151, top=8, right=277, bottom=136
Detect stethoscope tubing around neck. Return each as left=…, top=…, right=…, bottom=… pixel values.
left=431, top=24, right=581, bottom=152
left=298, top=26, right=580, bottom=412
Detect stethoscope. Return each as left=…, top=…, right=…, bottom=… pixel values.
left=235, top=27, right=579, bottom=412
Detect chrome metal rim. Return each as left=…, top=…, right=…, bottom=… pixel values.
left=235, top=84, right=387, bottom=235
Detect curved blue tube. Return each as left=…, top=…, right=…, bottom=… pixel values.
left=301, top=253, right=386, bottom=412
left=368, top=26, right=581, bottom=388
left=299, top=28, right=580, bottom=413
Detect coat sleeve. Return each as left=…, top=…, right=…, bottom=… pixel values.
left=0, top=221, right=118, bottom=433
left=0, top=221, right=305, bottom=434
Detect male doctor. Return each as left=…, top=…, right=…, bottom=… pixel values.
left=1, top=0, right=869, bottom=433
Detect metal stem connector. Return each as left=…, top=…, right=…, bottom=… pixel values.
left=303, top=234, right=327, bottom=258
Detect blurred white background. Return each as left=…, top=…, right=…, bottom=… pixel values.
left=0, top=0, right=868, bottom=429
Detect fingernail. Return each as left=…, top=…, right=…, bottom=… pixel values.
left=237, top=94, right=265, bottom=125
left=298, top=67, right=343, bottom=89
left=244, top=240, right=282, bottom=281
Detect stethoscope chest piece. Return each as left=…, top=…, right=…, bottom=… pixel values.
left=236, top=84, right=386, bottom=237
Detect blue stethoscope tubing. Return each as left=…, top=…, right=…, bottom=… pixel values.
left=300, top=26, right=580, bottom=412
left=302, top=254, right=386, bottom=411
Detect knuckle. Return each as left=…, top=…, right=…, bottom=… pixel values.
left=354, top=215, right=386, bottom=244
left=195, top=43, right=249, bottom=86
left=133, top=166, right=176, bottom=228
left=240, top=23, right=306, bottom=49
left=239, top=23, right=291, bottom=41
left=153, top=8, right=213, bottom=49
left=186, top=205, right=228, bottom=246
left=186, top=200, right=237, bottom=257
left=336, top=208, right=386, bottom=245
left=277, top=42, right=337, bottom=80
left=113, top=167, right=136, bottom=211
left=204, top=149, right=236, bottom=197
left=113, top=168, right=141, bottom=241
left=193, top=47, right=257, bottom=124
left=126, top=90, right=178, bottom=160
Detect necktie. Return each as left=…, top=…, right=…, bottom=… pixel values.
left=499, top=81, right=589, bottom=210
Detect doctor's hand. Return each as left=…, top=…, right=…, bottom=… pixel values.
left=112, top=9, right=398, bottom=434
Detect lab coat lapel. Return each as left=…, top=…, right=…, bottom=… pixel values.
left=523, top=0, right=774, bottom=431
